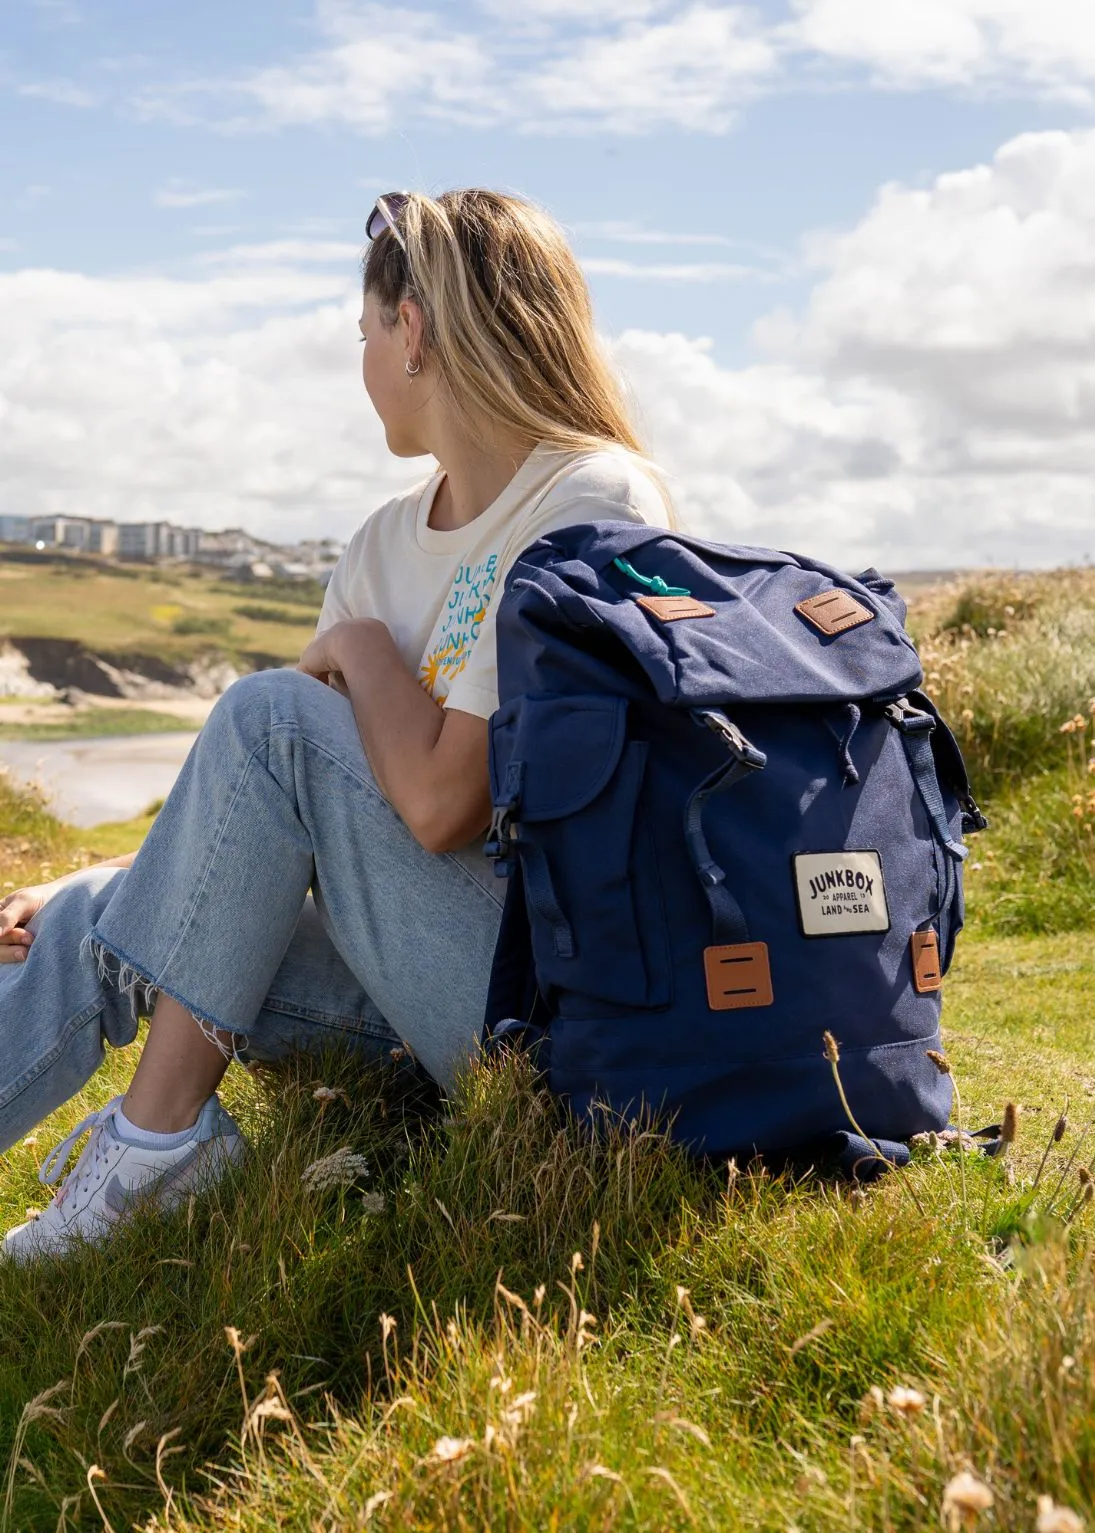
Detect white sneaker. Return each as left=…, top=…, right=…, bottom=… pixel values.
left=2, top=1094, right=245, bottom=1262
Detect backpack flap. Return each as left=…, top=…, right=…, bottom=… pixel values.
left=500, top=524, right=924, bottom=713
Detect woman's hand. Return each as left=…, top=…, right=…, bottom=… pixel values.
left=298, top=620, right=386, bottom=686
left=0, top=883, right=52, bottom=964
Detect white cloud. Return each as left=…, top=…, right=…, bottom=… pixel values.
left=523, top=4, right=776, bottom=133
left=126, top=0, right=1095, bottom=140
left=196, top=239, right=361, bottom=266
left=5, top=131, right=1095, bottom=570
left=475, top=0, right=661, bottom=20
left=626, top=128, right=1095, bottom=567
left=16, top=78, right=97, bottom=107
left=233, top=2, right=493, bottom=133
left=583, top=257, right=768, bottom=281
left=784, top=0, right=1095, bottom=106
left=136, top=1, right=776, bottom=137
left=155, top=182, right=246, bottom=209
left=0, top=260, right=406, bottom=545
left=572, top=221, right=739, bottom=247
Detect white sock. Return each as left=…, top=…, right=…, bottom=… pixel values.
left=111, top=1101, right=203, bottom=1150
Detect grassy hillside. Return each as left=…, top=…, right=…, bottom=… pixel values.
left=0, top=550, right=323, bottom=675
left=0, top=570, right=1092, bottom=1531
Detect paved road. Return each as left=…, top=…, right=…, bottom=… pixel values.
left=0, top=733, right=198, bottom=827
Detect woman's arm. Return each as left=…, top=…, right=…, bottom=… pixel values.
left=298, top=619, right=492, bottom=855
left=0, top=851, right=137, bottom=962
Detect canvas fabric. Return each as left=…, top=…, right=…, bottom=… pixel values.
left=482, top=522, right=984, bottom=1170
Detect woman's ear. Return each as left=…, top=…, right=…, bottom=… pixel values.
left=399, top=298, right=426, bottom=367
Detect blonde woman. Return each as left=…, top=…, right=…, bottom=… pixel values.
left=0, top=189, right=671, bottom=1259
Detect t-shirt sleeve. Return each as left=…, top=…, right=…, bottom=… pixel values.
left=315, top=538, right=360, bottom=635
left=442, top=470, right=671, bottom=720
left=314, top=508, right=390, bottom=635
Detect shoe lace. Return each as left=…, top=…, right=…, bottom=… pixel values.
left=39, top=1096, right=123, bottom=1208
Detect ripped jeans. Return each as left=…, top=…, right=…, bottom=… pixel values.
left=0, top=669, right=505, bottom=1155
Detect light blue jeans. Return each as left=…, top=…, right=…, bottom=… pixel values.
left=0, top=669, right=505, bottom=1155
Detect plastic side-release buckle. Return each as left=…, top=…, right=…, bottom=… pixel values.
left=484, top=804, right=519, bottom=875
left=884, top=697, right=935, bottom=734
left=484, top=760, right=524, bottom=874
left=961, top=795, right=989, bottom=834
left=692, top=708, right=767, bottom=770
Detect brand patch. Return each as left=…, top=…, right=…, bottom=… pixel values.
left=795, top=589, right=874, bottom=637
left=793, top=851, right=890, bottom=937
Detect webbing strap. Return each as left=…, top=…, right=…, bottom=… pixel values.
left=887, top=702, right=969, bottom=861
left=829, top=1130, right=911, bottom=1179
left=519, top=840, right=575, bottom=959
left=683, top=710, right=767, bottom=947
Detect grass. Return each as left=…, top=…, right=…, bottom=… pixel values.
left=0, top=708, right=204, bottom=742
left=0, top=550, right=321, bottom=675
left=0, top=570, right=1092, bottom=1530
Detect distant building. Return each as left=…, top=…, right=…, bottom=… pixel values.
left=29, top=516, right=93, bottom=549
left=0, top=516, right=30, bottom=544
left=87, top=521, right=119, bottom=556
left=0, top=513, right=340, bottom=579
left=117, top=522, right=161, bottom=559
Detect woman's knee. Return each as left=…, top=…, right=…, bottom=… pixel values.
left=28, top=865, right=127, bottom=937
left=213, top=667, right=345, bottom=739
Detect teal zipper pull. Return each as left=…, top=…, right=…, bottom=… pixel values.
left=613, top=556, right=690, bottom=599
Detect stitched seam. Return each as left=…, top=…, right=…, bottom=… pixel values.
left=150, top=735, right=272, bottom=985
left=259, top=996, right=393, bottom=1032
left=0, top=1001, right=108, bottom=1112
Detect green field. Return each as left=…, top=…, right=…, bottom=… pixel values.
left=0, top=570, right=1092, bottom=1531
left=0, top=707, right=205, bottom=742
left=0, top=549, right=323, bottom=676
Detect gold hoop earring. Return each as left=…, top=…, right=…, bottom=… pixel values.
left=405, top=359, right=421, bottom=377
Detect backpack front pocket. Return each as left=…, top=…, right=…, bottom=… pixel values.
left=489, top=694, right=670, bottom=1010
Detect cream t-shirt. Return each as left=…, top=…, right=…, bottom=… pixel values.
left=317, top=442, right=672, bottom=720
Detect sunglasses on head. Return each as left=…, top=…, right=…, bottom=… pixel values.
left=365, top=192, right=411, bottom=254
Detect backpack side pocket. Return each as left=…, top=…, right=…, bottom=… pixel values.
left=489, top=695, right=670, bottom=1010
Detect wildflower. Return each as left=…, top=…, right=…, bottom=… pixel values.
left=822, top=1030, right=840, bottom=1064
left=887, top=1385, right=926, bottom=1418
left=859, top=1385, right=885, bottom=1422
left=301, top=1147, right=370, bottom=1192
left=1036, top=1495, right=1085, bottom=1533
left=942, top=1471, right=993, bottom=1530
left=360, top=1191, right=386, bottom=1215
left=431, top=1436, right=474, bottom=1464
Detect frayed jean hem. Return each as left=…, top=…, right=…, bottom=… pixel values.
left=80, top=931, right=248, bottom=1064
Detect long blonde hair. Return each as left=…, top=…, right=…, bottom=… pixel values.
left=363, top=189, right=675, bottom=517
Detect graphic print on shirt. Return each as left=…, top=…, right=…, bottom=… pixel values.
left=418, top=552, right=499, bottom=700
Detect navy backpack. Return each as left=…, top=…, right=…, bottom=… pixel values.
left=482, top=523, right=986, bottom=1172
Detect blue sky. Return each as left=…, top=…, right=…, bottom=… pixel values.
left=3, top=1, right=1095, bottom=567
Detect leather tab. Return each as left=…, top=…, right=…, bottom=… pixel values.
left=795, top=589, right=874, bottom=637
left=704, top=942, right=774, bottom=1010
left=636, top=594, right=716, bottom=622
left=910, top=929, right=942, bottom=994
